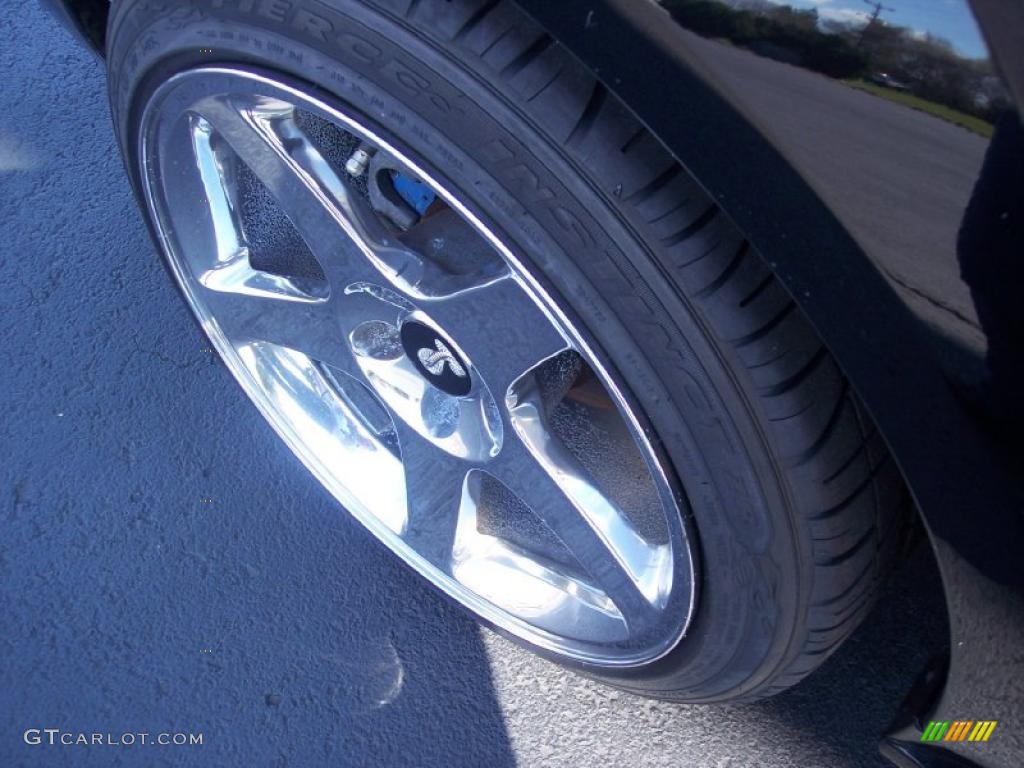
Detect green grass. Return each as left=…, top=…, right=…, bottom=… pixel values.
left=843, top=80, right=994, bottom=138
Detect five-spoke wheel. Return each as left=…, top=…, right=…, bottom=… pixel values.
left=138, top=67, right=695, bottom=666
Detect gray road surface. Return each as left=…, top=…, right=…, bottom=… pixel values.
left=2, top=5, right=948, bottom=767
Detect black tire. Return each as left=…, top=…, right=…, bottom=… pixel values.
left=107, top=0, right=907, bottom=701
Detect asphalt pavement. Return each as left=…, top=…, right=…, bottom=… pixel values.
left=2, top=5, right=949, bottom=767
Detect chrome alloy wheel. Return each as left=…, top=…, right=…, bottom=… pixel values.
left=138, top=67, right=696, bottom=666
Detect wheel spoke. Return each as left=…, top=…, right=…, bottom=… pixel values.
left=493, top=380, right=673, bottom=628
left=421, top=275, right=570, bottom=400
left=195, top=281, right=346, bottom=367
left=450, top=471, right=629, bottom=641
left=188, top=114, right=247, bottom=271
left=394, top=419, right=468, bottom=567
left=195, top=95, right=429, bottom=288
left=491, top=442, right=658, bottom=629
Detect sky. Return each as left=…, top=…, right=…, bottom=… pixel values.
left=761, top=0, right=989, bottom=58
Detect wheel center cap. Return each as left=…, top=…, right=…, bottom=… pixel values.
left=400, top=321, right=472, bottom=397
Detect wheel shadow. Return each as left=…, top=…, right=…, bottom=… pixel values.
left=754, top=544, right=949, bottom=768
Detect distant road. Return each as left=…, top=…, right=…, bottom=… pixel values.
left=680, top=31, right=990, bottom=353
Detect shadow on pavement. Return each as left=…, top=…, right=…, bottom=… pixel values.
left=757, top=545, right=949, bottom=768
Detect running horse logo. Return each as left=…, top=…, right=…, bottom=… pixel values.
left=417, top=339, right=467, bottom=379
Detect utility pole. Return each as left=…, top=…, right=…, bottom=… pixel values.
left=859, top=0, right=894, bottom=46
left=862, top=0, right=895, bottom=25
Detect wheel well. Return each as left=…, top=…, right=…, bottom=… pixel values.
left=53, top=0, right=109, bottom=55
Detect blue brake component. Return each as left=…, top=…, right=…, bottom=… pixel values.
left=392, top=172, right=437, bottom=216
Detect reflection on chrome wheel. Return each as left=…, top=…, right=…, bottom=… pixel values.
left=138, top=67, right=696, bottom=666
